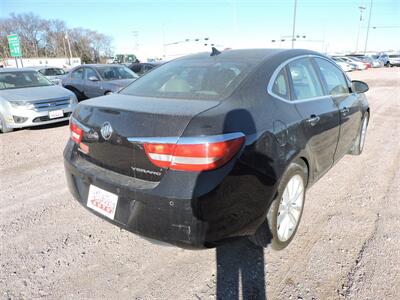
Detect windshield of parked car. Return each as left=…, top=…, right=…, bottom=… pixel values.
left=0, top=71, right=53, bottom=90
left=120, top=59, right=253, bottom=100
left=39, top=68, right=66, bottom=76
left=96, top=66, right=138, bottom=81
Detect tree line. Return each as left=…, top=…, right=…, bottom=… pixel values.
left=0, top=13, right=113, bottom=63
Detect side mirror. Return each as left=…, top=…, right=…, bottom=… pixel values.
left=88, top=76, right=99, bottom=81
left=352, top=80, right=369, bottom=93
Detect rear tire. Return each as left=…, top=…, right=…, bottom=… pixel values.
left=249, top=161, right=307, bottom=250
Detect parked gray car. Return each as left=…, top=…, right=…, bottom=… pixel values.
left=62, top=64, right=138, bottom=100
left=0, top=68, right=77, bottom=133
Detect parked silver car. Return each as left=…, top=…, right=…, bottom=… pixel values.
left=388, top=54, right=400, bottom=67
left=0, top=68, right=77, bottom=133
left=34, top=66, right=68, bottom=85
left=62, top=64, right=138, bottom=100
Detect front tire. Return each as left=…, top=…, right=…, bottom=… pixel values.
left=349, top=112, right=369, bottom=155
left=250, top=161, right=307, bottom=250
left=65, top=86, right=86, bottom=101
left=0, top=115, right=13, bottom=133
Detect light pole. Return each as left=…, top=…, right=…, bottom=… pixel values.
left=363, top=0, right=373, bottom=55
left=291, top=0, right=298, bottom=48
left=132, top=30, right=139, bottom=51
left=355, top=5, right=366, bottom=53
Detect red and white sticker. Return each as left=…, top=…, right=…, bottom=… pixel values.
left=87, top=185, right=118, bottom=220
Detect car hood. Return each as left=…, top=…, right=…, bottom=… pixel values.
left=0, top=85, right=73, bottom=102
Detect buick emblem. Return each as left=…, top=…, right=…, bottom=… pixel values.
left=100, top=121, right=113, bottom=140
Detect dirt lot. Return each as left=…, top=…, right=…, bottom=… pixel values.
left=1, top=67, right=399, bottom=300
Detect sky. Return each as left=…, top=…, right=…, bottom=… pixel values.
left=1, top=0, right=399, bottom=60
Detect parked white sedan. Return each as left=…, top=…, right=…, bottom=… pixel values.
left=0, top=68, right=77, bottom=133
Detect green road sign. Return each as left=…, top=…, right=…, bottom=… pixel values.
left=7, top=34, right=22, bottom=57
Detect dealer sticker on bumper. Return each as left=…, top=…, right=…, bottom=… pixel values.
left=49, top=109, right=64, bottom=119
left=87, top=185, right=118, bottom=220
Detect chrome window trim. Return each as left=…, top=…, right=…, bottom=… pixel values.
left=128, top=132, right=245, bottom=145
left=267, top=54, right=345, bottom=103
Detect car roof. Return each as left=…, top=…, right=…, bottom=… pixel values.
left=174, top=48, right=322, bottom=64
left=31, top=66, right=63, bottom=70
left=82, top=64, right=125, bottom=68
left=69, top=64, right=127, bottom=71
left=0, top=68, right=37, bottom=72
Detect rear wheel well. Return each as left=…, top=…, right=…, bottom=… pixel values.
left=297, top=157, right=310, bottom=187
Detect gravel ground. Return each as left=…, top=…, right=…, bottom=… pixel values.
left=1, top=67, right=399, bottom=300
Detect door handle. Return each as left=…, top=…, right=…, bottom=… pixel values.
left=341, top=107, right=350, bottom=114
left=306, top=115, right=320, bottom=126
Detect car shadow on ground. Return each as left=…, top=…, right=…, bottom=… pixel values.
left=216, top=237, right=271, bottom=300
left=29, top=120, right=69, bottom=130
left=190, top=108, right=275, bottom=299
left=6, top=120, right=69, bottom=134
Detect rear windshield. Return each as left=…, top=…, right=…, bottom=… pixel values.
left=0, top=71, right=53, bottom=90
left=39, top=68, right=66, bottom=76
left=96, top=66, right=138, bottom=81
left=120, top=59, right=253, bottom=100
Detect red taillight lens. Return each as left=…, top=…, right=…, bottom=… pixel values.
left=144, top=135, right=245, bottom=171
left=70, top=121, right=83, bottom=144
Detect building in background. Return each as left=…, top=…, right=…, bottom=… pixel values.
left=0, top=57, right=81, bottom=69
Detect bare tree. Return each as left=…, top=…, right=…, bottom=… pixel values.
left=0, top=13, right=113, bottom=61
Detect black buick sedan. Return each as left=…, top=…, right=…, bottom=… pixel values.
left=64, top=49, right=369, bottom=250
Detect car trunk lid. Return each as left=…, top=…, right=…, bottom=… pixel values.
left=72, top=94, right=220, bottom=182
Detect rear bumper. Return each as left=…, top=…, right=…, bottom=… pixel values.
left=64, top=141, right=275, bottom=249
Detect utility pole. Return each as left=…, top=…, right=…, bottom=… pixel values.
left=162, top=24, right=166, bottom=58
left=291, top=0, right=298, bottom=48
left=355, top=5, right=366, bottom=53
left=65, top=32, right=73, bottom=66
left=363, top=0, right=373, bottom=55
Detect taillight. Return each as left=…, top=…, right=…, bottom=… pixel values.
left=143, top=134, right=245, bottom=171
left=70, top=121, right=83, bottom=144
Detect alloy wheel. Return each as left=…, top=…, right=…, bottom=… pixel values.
left=277, top=174, right=305, bottom=242
left=359, top=117, right=368, bottom=152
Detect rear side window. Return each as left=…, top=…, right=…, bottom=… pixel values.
left=287, top=58, right=324, bottom=100
left=120, top=59, right=253, bottom=100
left=129, top=63, right=141, bottom=73
left=142, top=64, right=154, bottom=73
left=314, top=58, right=349, bottom=96
left=41, top=68, right=65, bottom=76
left=271, top=68, right=289, bottom=100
